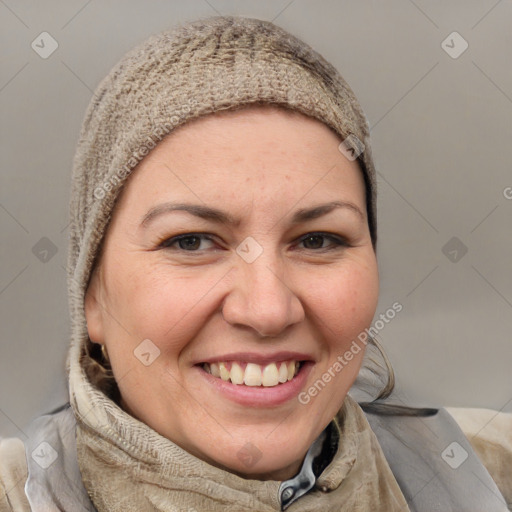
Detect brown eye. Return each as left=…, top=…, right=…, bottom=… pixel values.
left=177, top=236, right=201, bottom=250
left=298, top=233, right=348, bottom=251
left=302, top=235, right=325, bottom=249
left=160, top=234, right=215, bottom=251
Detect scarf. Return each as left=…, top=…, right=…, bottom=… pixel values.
left=73, top=368, right=410, bottom=511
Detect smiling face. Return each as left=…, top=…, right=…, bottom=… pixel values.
left=84, top=105, right=379, bottom=480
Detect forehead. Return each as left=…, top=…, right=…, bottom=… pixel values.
left=164, top=104, right=342, bottom=166
left=117, top=105, right=366, bottom=217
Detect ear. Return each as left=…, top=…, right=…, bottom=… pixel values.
left=84, top=266, right=105, bottom=344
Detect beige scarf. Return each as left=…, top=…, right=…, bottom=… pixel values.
left=74, top=370, right=410, bottom=512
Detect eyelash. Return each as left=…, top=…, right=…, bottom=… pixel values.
left=159, top=232, right=349, bottom=253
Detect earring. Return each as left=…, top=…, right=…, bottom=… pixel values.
left=101, top=343, right=110, bottom=364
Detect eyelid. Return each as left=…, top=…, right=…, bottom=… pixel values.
left=158, top=231, right=350, bottom=252
left=295, top=232, right=350, bottom=250
left=159, top=233, right=217, bottom=249
left=158, top=231, right=350, bottom=253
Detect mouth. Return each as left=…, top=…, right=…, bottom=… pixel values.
left=194, top=353, right=314, bottom=407
left=201, top=360, right=303, bottom=387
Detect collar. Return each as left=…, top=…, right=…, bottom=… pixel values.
left=278, top=418, right=340, bottom=510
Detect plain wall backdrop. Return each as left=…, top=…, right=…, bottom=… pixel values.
left=1, top=0, right=511, bottom=439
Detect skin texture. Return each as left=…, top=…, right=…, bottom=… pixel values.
left=85, top=105, right=379, bottom=481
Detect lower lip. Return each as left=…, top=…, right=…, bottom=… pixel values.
left=196, top=362, right=313, bottom=407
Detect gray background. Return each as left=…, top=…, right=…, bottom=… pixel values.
left=1, top=0, right=511, bottom=439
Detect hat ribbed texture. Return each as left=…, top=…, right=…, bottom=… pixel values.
left=66, top=15, right=377, bottom=411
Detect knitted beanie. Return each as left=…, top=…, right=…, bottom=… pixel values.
left=66, top=15, right=378, bottom=402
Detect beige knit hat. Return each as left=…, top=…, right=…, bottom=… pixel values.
left=66, top=15, right=378, bottom=403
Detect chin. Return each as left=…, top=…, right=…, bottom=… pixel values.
left=190, top=427, right=313, bottom=481
left=212, top=451, right=302, bottom=481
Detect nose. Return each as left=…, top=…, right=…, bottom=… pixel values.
left=221, top=255, right=305, bottom=338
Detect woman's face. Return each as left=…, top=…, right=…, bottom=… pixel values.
left=85, top=106, right=379, bottom=480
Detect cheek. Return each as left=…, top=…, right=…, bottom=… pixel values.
left=105, top=262, right=221, bottom=356
left=310, top=260, right=379, bottom=345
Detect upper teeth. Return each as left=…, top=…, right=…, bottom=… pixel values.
left=203, top=361, right=300, bottom=387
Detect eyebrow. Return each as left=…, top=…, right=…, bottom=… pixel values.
left=140, top=200, right=364, bottom=228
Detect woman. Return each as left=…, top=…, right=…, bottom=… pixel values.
left=1, top=15, right=510, bottom=512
